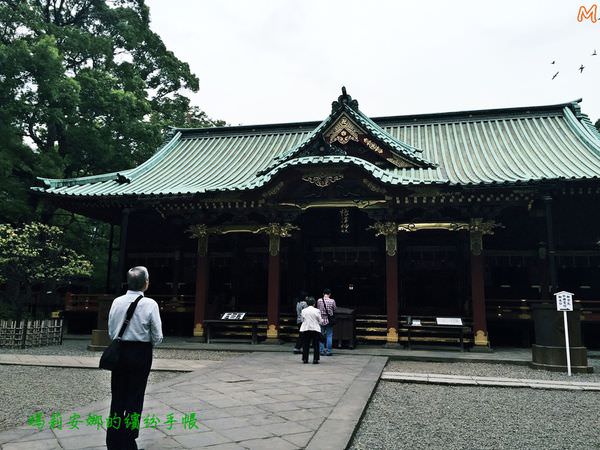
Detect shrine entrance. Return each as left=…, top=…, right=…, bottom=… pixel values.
left=286, top=208, right=385, bottom=314
left=398, top=231, right=469, bottom=316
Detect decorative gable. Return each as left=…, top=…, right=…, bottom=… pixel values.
left=327, top=116, right=361, bottom=145
left=257, top=87, right=436, bottom=177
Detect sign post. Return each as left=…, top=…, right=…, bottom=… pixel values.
left=554, top=291, right=574, bottom=376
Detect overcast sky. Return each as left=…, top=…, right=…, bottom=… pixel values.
left=145, top=0, right=600, bottom=126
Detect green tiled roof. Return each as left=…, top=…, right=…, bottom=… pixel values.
left=35, top=96, right=600, bottom=199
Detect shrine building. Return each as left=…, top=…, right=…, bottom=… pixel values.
left=34, top=89, right=600, bottom=349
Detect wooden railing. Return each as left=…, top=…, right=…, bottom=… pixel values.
left=65, top=293, right=195, bottom=313
left=0, top=319, right=63, bottom=348
left=486, top=298, right=600, bottom=321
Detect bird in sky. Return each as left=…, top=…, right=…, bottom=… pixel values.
left=552, top=71, right=559, bottom=80
left=593, top=50, right=597, bottom=56
left=551, top=60, right=555, bottom=64
left=579, top=65, right=585, bottom=73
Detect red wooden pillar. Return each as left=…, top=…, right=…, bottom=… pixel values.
left=266, top=250, right=280, bottom=341
left=386, top=250, right=399, bottom=344
left=371, top=222, right=400, bottom=345
left=192, top=227, right=209, bottom=339
left=264, top=223, right=297, bottom=343
left=470, top=219, right=489, bottom=348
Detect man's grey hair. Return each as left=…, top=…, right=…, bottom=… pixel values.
left=127, top=266, right=149, bottom=291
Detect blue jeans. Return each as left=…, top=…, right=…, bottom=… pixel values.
left=320, top=324, right=333, bottom=354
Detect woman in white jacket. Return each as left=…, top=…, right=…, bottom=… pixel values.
left=300, top=297, right=323, bottom=364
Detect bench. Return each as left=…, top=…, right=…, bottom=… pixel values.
left=203, top=320, right=260, bottom=344
left=406, top=324, right=470, bottom=352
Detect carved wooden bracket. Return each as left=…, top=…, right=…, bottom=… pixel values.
left=368, top=221, right=399, bottom=256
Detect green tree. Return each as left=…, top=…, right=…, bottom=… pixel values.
left=0, top=0, right=221, bottom=222
left=0, top=222, right=93, bottom=320
left=0, top=1, right=223, bottom=294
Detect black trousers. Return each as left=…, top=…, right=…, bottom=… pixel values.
left=301, top=330, right=321, bottom=362
left=106, top=341, right=153, bottom=450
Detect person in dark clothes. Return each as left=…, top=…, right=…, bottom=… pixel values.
left=300, top=297, right=323, bottom=364
left=293, top=291, right=308, bottom=354
left=106, top=267, right=163, bottom=450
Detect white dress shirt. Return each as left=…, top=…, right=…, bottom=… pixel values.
left=300, top=305, right=323, bottom=332
left=108, top=290, right=163, bottom=346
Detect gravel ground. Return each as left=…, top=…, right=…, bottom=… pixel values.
left=350, top=381, right=600, bottom=450
left=0, top=339, right=243, bottom=361
left=385, top=359, right=600, bottom=382
left=0, top=366, right=179, bottom=432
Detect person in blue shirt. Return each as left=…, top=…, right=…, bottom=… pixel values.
left=106, top=266, right=163, bottom=450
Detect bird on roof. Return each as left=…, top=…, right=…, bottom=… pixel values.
left=579, top=64, right=585, bottom=73
left=552, top=71, right=559, bottom=80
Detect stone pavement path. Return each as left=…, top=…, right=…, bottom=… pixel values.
left=381, top=371, right=600, bottom=391
left=0, top=353, right=386, bottom=450
left=0, top=354, right=213, bottom=372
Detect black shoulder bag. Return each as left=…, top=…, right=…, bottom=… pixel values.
left=99, top=295, right=143, bottom=371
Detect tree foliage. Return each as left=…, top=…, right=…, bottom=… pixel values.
left=0, top=0, right=220, bottom=224
left=0, top=1, right=223, bottom=295
left=0, top=222, right=92, bottom=318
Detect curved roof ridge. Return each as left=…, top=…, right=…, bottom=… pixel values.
left=171, top=99, right=584, bottom=135
left=562, top=107, right=600, bottom=158
left=37, top=131, right=182, bottom=189
left=255, top=155, right=446, bottom=189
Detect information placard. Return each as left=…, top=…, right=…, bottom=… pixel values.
left=220, top=312, right=246, bottom=320
left=555, top=291, right=574, bottom=312
left=436, top=317, right=463, bottom=326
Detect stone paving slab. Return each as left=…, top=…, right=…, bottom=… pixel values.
left=152, top=339, right=534, bottom=364
left=0, top=352, right=387, bottom=449
left=0, top=354, right=214, bottom=372
left=381, top=371, right=600, bottom=391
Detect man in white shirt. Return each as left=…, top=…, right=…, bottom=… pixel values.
left=106, top=266, right=163, bottom=450
left=300, top=297, right=323, bottom=364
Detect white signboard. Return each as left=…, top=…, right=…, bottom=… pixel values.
left=436, top=317, right=463, bottom=326
left=555, top=291, right=574, bottom=312
left=411, top=319, right=422, bottom=326
left=221, top=312, right=246, bottom=320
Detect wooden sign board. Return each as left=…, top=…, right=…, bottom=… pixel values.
left=436, top=317, right=463, bottom=326
left=220, top=312, right=246, bottom=320
left=555, top=291, right=574, bottom=312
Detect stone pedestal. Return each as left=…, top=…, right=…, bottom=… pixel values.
left=530, top=303, right=592, bottom=373
left=87, top=329, right=111, bottom=351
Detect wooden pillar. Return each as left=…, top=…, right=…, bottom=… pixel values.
left=263, top=223, right=298, bottom=343
left=543, top=195, right=558, bottom=293
left=191, top=227, right=209, bottom=339
left=115, top=208, right=130, bottom=294
left=385, top=248, right=399, bottom=344
left=172, top=249, right=181, bottom=298
left=370, top=222, right=400, bottom=345
left=470, top=219, right=489, bottom=348
left=266, top=235, right=281, bottom=341
left=105, top=223, right=114, bottom=293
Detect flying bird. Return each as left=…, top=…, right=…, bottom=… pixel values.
left=551, top=60, right=555, bottom=64
left=579, top=64, right=585, bottom=73
left=593, top=49, right=597, bottom=56
left=552, top=71, right=559, bottom=80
